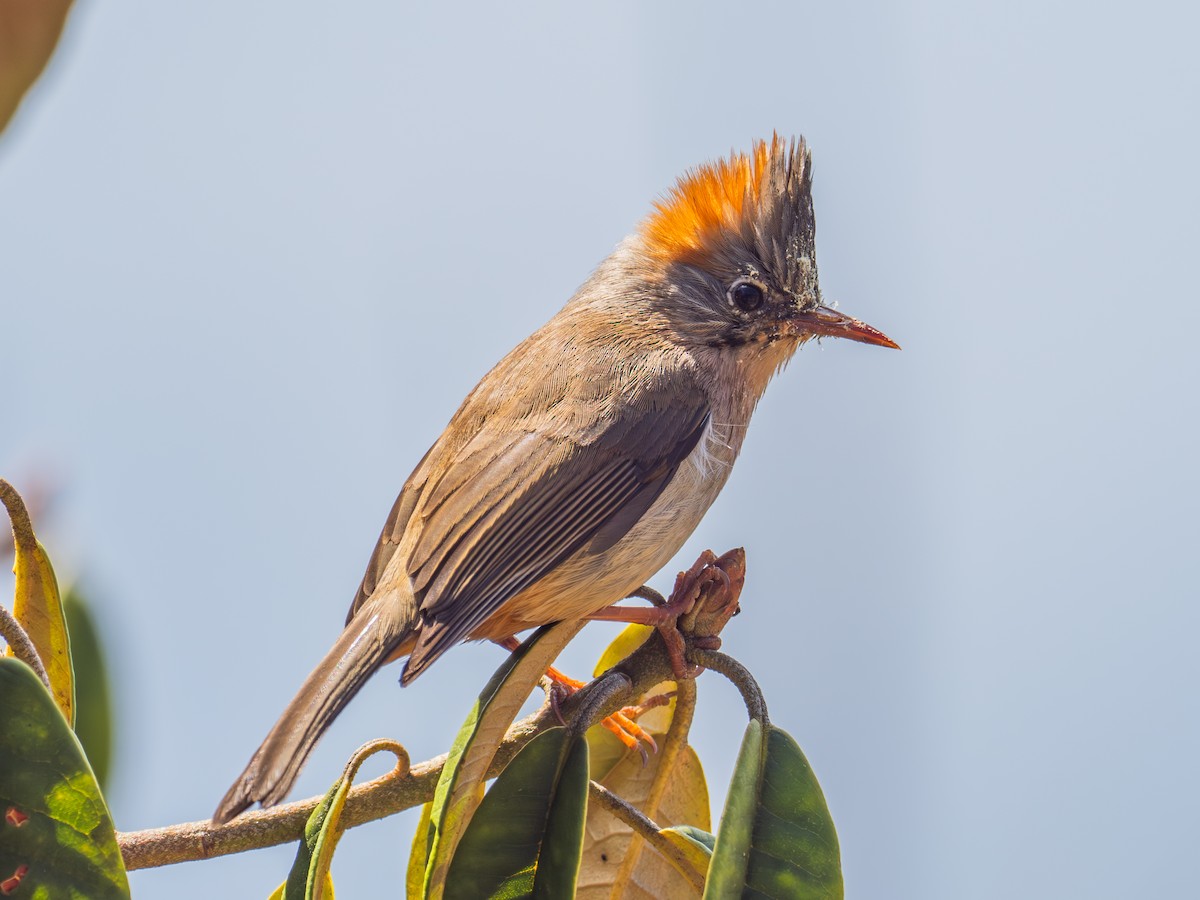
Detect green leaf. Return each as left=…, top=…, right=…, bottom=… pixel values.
left=63, top=587, right=115, bottom=790
left=406, top=801, right=435, bottom=900
left=270, top=874, right=333, bottom=900
left=533, top=732, right=589, bottom=899
left=422, top=619, right=584, bottom=899
left=704, top=722, right=842, bottom=900
left=278, top=782, right=338, bottom=900
left=703, top=720, right=763, bottom=898
left=444, top=726, right=588, bottom=900
left=0, top=657, right=129, bottom=899
left=276, top=739, right=405, bottom=899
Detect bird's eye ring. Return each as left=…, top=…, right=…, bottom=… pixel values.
left=728, top=278, right=766, bottom=312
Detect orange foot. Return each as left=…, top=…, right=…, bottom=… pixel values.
left=544, top=666, right=672, bottom=763
left=491, top=635, right=668, bottom=762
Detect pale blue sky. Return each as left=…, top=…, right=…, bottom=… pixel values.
left=3, top=2, right=1198, bottom=897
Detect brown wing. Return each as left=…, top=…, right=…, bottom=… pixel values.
left=397, top=379, right=710, bottom=683
left=345, top=445, right=433, bottom=625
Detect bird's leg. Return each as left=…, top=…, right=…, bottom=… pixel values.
left=542, top=666, right=666, bottom=762
left=491, top=636, right=662, bottom=758
left=492, top=548, right=744, bottom=754
left=587, top=549, right=744, bottom=680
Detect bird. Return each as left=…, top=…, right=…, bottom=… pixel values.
left=213, top=135, right=898, bottom=824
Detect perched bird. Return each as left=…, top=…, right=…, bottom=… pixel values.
left=213, top=136, right=897, bottom=823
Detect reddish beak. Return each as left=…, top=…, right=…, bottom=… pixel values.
left=789, top=304, right=900, bottom=349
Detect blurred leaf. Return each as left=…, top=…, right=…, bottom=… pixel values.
left=422, top=619, right=584, bottom=899
left=444, top=726, right=588, bottom=900
left=704, top=722, right=842, bottom=900
left=63, top=586, right=115, bottom=789
left=592, top=623, right=653, bottom=677
left=275, top=740, right=405, bottom=900
left=0, top=657, right=129, bottom=899
left=577, top=708, right=710, bottom=899
left=3, top=481, right=74, bottom=725
left=0, top=0, right=73, bottom=136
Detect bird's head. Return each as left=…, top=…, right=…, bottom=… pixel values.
left=637, top=136, right=898, bottom=369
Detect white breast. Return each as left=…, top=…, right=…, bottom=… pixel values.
left=487, top=417, right=748, bottom=633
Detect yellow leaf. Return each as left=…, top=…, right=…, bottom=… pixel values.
left=2, top=480, right=74, bottom=725
left=658, top=827, right=714, bottom=880
left=577, top=715, right=711, bottom=898
left=592, top=624, right=654, bottom=677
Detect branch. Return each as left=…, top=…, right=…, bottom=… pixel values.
left=118, top=626, right=680, bottom=870
left=117, top=547, right=746, bottom=870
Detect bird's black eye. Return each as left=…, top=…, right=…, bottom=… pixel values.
left=729, top=279, right=765, bottom=312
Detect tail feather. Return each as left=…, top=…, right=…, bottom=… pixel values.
left=213, top=600, right=412, bottom=824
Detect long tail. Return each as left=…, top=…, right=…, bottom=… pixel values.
left=213, top=598, right=413, bottom=824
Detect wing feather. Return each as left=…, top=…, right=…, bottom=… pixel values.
left=402, top=393, right=710, bottom=681
left=343, top=335, right=712, bottom=683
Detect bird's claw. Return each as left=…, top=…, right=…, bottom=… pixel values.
left=657, top=548, right=745, bottom=679
left=543, top=666, right=665, bottom=758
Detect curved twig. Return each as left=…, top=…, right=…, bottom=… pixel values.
left=0, top=479, right=37, bottom=554
left=570, top=671, right=633, bottom=738
left=688, top=648, right=768, bottom=724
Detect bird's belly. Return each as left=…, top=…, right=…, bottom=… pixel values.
left=475, top=425, right=736, bottom=638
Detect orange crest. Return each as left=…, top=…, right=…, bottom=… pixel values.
left=642, top=135, right=797, bottom=263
